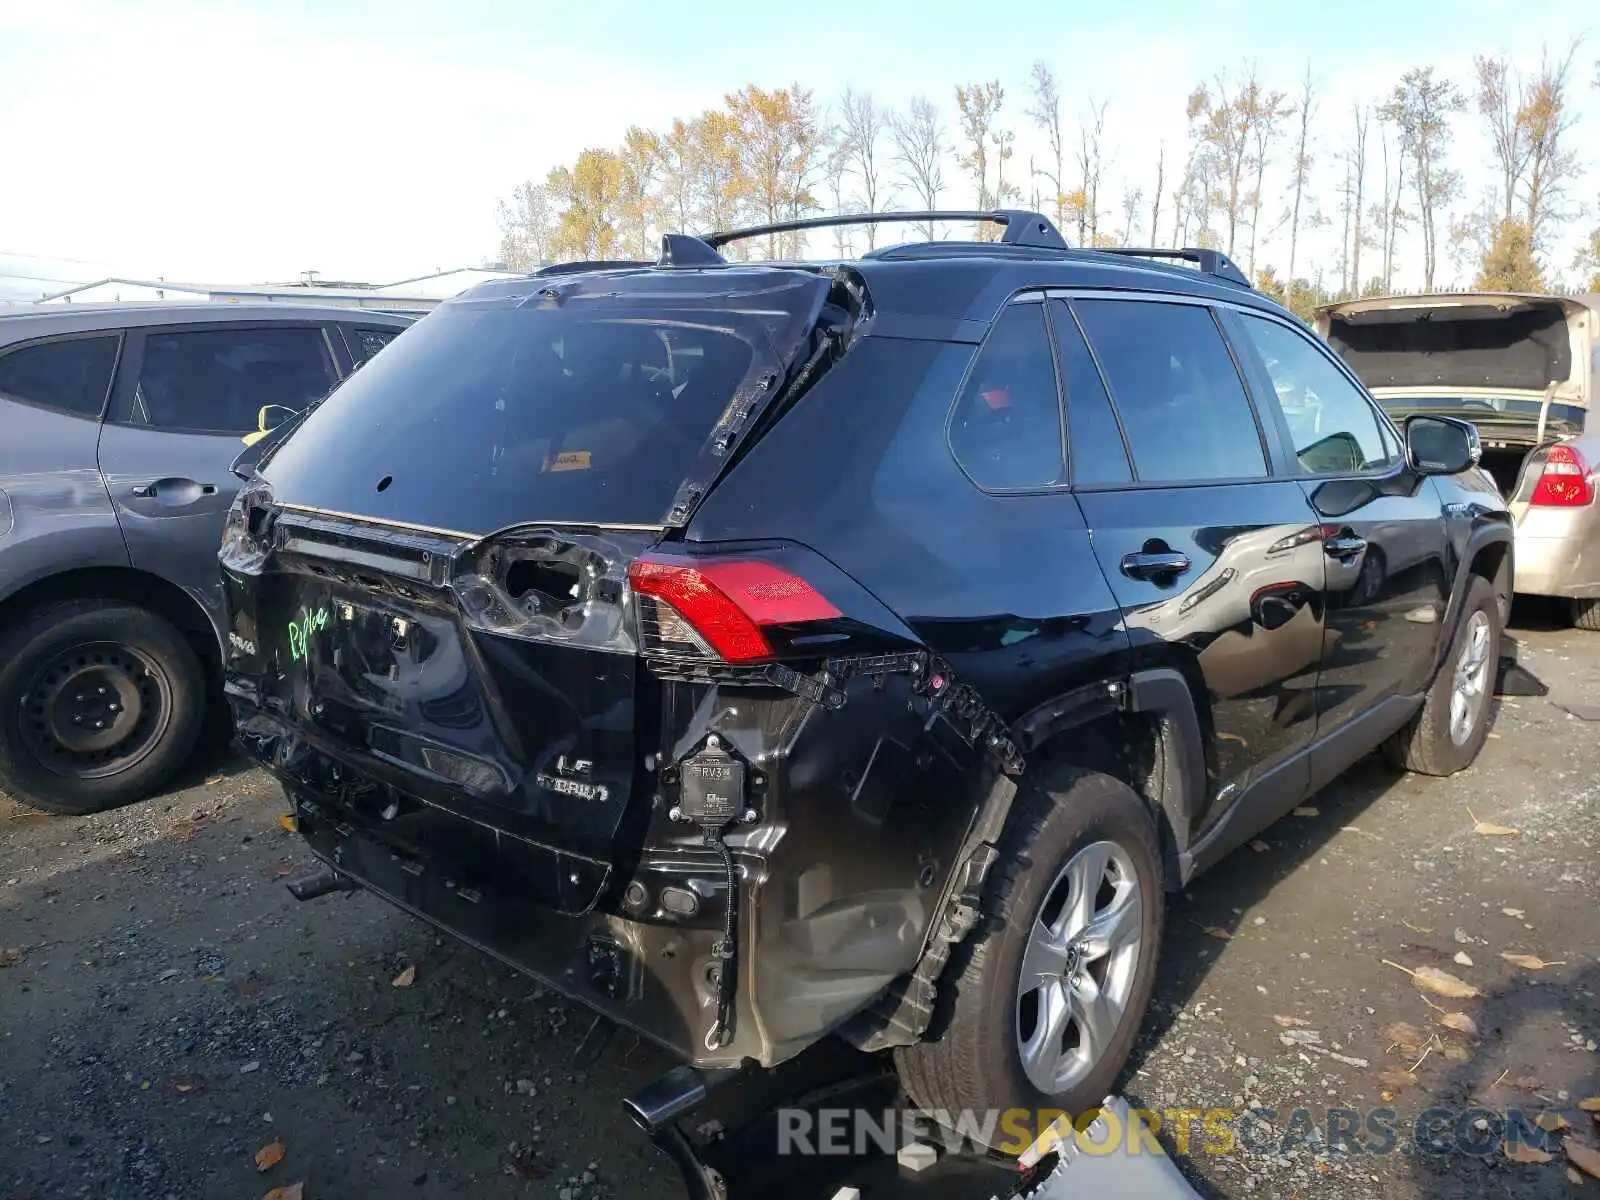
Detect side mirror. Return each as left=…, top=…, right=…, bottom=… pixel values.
left=240, top=404, right=300, bottom=448
left=1404, top=415, right=1480, bottom=476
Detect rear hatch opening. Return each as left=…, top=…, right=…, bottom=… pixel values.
left=226, top=265, right=874, bottom=908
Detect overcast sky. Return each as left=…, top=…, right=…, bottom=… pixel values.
left=1, top=0, right=1595, bottom=297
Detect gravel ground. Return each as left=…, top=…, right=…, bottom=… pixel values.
left=1, top=602, right=1596, bottom=1200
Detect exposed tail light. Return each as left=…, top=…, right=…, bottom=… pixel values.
left=218, top=479, right=276, bottom=572
left=628, top=555, right=841, bottom=663
left=1528, top=444, right=1594, bottom=507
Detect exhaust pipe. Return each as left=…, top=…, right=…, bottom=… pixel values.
left=285, top=869, right=357, bottom=902
left=622, top=1064, right=709, bottom=1135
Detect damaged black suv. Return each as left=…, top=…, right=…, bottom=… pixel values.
left=221, top=210, right=1511, bottom=1141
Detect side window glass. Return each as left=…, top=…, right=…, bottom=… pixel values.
left=948, top=302, right=1064, bottom=490
left=1074, top=299, right=1267, bottom=483
left=1236, top=313, right=1399, bottom=475
left=0, top=336, right=120, bottom=419
left=1051, top=301, right=1132, bottom=485
left=344, top=326, right=400, bottom=367
left=130, top=327, right=337, bottom=434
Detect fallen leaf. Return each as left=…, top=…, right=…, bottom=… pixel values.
left=1438, top=1012, right=1479, bottom=1037
left=1502, top=1140, right=1551, bottom=1164
left=1249, top=839, right=1270, bottom=852
left=0, top=947, right=22, bottom=968
left=1291, top=806, right=1319, bottom=818
left=278, top=813, right=298, bottom=833
left=391, top=965, right=416, bottom=989
left=1411, top=966, right=1481, bottom=999
left=1200, top=926, right=1232, bottom=940
left=1442, top=1041, right=1472, bottom=1062
left=1579, top=1098, right=1600, bottom=1112
left=1536, top=1112, right=1567, bottom=1133
left=1500, top=952, right=1564, bottom=971
left=1473, top=821, right=1519, bottom=836
left=1377, top=1067, right=1417, bottom=1093
left=1272, top=1014, right=1310, bottom=1028
left=272, top=861, right=295, bottom=878
left=255, top=1142, right=285, bottom=1172
left=170, top=1074, right=206, bottom=1095
left=262, top=1184, right=304, bottom=1200
left=1502, top=907, right=1525, bottom=918
left=1382, top=1021, right=1426, bottom=1049
left=1568, top=1141, right=1600, bottom=1180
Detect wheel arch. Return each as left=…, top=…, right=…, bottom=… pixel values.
left=0, top=566, right=224, bottom=683
left=1013, top=667, right=1208, bottom=893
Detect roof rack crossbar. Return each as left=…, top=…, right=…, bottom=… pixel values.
left=697, top=210, right=1069, bottom=253
left=1088, top=246, right=1252, bottom=288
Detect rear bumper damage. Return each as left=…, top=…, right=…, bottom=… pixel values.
left=230, top=645, right=1016, bottom=1072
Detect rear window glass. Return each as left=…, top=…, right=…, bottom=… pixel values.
left=0, top=335, right=120, bottom=419
left=263, top=276, right=824, bottom=534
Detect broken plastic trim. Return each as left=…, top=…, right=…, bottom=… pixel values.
left=451, top=529, right=642, bottom=654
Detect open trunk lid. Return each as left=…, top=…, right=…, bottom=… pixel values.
left=1316, top=293, right=1590, bottom=446
left=226, top=268, right=835, bottom=913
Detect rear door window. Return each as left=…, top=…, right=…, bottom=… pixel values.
left=947, top=302, right=1065, bottom=490
left=260, top=272, right=828, bottom=534
left=1074, top=299, right=1267, bottom=483
left=0, top=335, right=120, bottom=419
left=342, top=325, right=403, bottom=366
left=1050, top=301, right=1132, bottom=486
left=128, top=326, right=337, bottom=434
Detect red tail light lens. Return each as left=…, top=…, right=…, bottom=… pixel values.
left=628, top=555, right=841, bottom=663
left=1529, top=444, right=1594, bottom=507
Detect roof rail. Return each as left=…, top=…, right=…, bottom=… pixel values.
left=533, top=259, right=650, bottom=277
left=1087, top=246, right=1252, bottom=289
left=695, top=210, right=1069, bottom=253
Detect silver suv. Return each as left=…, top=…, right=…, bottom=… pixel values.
left=0, top=303, right=413, bottom=813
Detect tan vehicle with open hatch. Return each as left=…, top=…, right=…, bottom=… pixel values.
left=1317, top=292, right=1600, bottom=629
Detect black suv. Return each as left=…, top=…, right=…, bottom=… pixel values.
left=221, top=211, right=1510, bottom=1139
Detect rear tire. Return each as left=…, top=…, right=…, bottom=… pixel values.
left=1381, top=575, right=1500, bottom=776
left=1572, top=597, right=1600, bottom=632
left=0, top=601, right=206, bottom=815
left=894, top=765, right=1163, bottom=1152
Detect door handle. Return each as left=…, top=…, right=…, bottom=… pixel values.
left=1323, top=534, right=1368, bottom=559
left=1120, top=551, right=1192, bottom=581
left=128, top=479, right=217, bottom=502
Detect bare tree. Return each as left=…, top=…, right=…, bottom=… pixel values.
left=1027, top=62, right=1066, bottom=230
left=1118, top=186, right=1144, bottom=245
left=1191, top=77, right=1252, bottom=256
left=1475, top=55, right=1531, bottom=221
left=1380, top=66, right=1466, bottom=292
left=1522, top=45, right=1583, bottom=253
left=839, top=87, right=889, bottom=246
left=891, top=96, right=947, bottom=239
left=1284, top=65, right=1318, bottom=286
left=496, top=181, right=555, bottom=269
left=1339, top=106, right=1370, bottom=295
left=955, top=81, right=1005, bottom=239
left=993, top=126, right=1019, bottom=208
left=1243, top=74, right=1290, bottom=276
left=1149, top=142, right=1165, bottom=245
left=1075, top=96, right=1110, bottom=244
left=820, top=138, right=855, bottom=256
